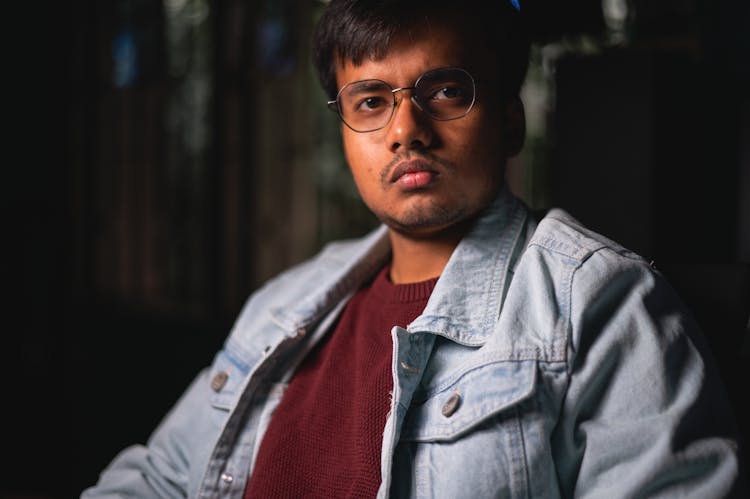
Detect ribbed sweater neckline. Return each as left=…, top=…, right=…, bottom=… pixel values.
left=368, top=263, right=439, bottom=304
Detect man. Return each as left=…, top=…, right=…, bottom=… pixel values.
left=84, top=0, right=744, bottom=497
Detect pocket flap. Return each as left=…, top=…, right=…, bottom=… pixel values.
left=208, top=351, right=247, bottom=410
left=401, top=359, right=536, bottom=442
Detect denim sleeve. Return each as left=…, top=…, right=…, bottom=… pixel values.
left=553, top=249, right=744, bottom=498
left=81, top=367, right=213, bottom=498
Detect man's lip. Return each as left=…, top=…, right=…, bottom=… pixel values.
left=389, top=160, right=438, bottom=183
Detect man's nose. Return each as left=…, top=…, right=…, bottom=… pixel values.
left=385, top=91, right=435, bottom=153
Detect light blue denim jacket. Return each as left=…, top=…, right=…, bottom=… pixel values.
left=84, top=189, right=743, bottom=498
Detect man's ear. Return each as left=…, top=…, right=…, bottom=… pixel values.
left=504, top=97, right=525, bottom=158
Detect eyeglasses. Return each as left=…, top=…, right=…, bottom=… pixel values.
left=327, top=67, right=476, bottom=133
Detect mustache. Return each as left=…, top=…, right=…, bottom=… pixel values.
left=380, top=152, right=456, bottom=184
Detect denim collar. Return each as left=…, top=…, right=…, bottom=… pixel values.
left=408, top=187, right=528, bottom=345
left=270, top=187, right=529, bottom=346
left=269, top=224, right=390, bottom=334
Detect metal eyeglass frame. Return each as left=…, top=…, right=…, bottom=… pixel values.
left=326, top=66, right=477, bottom=133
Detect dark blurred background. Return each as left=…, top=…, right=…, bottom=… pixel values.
left=4, top=0, right=749, bottom=496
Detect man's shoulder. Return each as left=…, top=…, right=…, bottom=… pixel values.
left=519, top=207, right=661, bottom=304
left=520, top=208, right=673, bottom=322
left=226, top=226, right=390, bottom=345
left=261, top=225, right=389, bottom=299
left=527, top=208, right=646, bottom=267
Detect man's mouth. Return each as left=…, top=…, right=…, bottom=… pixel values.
left=389, top=160, right=439, bottom=189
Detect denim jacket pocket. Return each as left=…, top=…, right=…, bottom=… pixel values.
left=401, top=358, right=537, bottom=442
left=393, top=359, right=538, bottom=498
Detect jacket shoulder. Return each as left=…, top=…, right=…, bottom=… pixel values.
left=528, top=208, right=646, bottom=266
left=226, top=226, right=389, bottom=348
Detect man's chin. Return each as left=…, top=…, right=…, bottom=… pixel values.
left=378, top=208, right=473, bottom=241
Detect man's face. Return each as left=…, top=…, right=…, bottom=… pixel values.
left=336, top=21, right=521, bottom=239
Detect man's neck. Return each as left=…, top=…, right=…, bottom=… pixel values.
left=387, top=222, right=471, bottom=284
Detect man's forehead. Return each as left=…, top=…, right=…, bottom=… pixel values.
left=333, top=22, right=493, bottom=85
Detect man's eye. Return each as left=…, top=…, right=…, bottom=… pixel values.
left=431, top=86, right=462, bottom=100
left=356, top=96, right=387, bottom=111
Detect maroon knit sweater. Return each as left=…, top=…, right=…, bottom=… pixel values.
left=244, top=264, right=437, bottom=498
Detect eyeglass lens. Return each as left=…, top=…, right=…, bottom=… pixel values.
left=336, top=67, right=475, bottom=132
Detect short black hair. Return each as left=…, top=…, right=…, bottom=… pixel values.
left=312, top=0, right=531, bottom=101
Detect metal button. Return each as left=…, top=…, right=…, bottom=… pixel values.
left=441, top=392, right=461, bottom=417
left=211, top=371, right=229, bottom=392
left=220, top=472, right=234, bottom=483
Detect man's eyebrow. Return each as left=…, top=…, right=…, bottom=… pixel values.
left=344, top=80, right=389, bottom=95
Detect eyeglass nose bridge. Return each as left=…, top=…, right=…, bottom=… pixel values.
left=390, top=86, right=426, bottom=115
